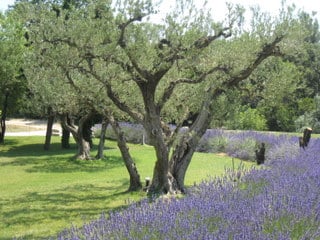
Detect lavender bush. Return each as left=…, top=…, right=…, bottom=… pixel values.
left=196, top=129, right=228, bottom=153
left=197, top=129, right=298, bottom=162
left=56, top=131, right=320, bottom=240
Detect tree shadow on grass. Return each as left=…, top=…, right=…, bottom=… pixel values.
left=0, top=181, right=136, bottom=239
left=0, top=152, right=124, bottom=174
left=0, top=138, right=19, bottom=146
left=0, top=142, right=78, bottom=158
left=0, top=138, right=116, bottom=158
left=26, top=155, right=125, bottom=173
left=0, top=140, right=122, bottom=173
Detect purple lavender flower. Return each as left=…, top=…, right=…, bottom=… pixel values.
left=57, top=131, right=320, bottom=239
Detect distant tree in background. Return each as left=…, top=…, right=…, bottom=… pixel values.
left=0, top=12, right=26, bottom=143
left=17, top=0, right=142, bottom=191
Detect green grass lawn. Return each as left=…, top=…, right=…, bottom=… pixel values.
left=0, top=136, right=254, bottom=239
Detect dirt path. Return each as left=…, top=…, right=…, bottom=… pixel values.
left=5, top=118, right=61, bottom=136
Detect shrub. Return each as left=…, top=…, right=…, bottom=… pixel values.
left=225, top=133, right=257, bottom=161
left=238, top=108, right=267, bottom=131
left=294, top=95, right=320, bottom=134
left=294, top=113, right=320, bottom=134
left=266, top=137, right=300, bottom=164
left=227, top=107, right=267, bottom=131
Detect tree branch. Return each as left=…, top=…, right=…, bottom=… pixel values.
left=110, top=56, right=146, bottom=84
left=226, top=35, right=284, bottom=87
left=117, top=14, right=154, bottom=81
left=80, top=67, right=144, bottom=123
left=157, top=65, right=229, bottom=110
left=193, top=27, right=232, bottom=49
left=42, top=35, right=77, bottom=48
left=117, top=15, right=144, bottom=48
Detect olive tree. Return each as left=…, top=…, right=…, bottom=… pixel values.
left=0, top=12, right=26, bottom=143
left=21, top=0, right=308, bottom=194
left=18, top=0, right=142, bottom=190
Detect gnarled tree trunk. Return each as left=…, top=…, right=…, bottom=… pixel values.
left=107, top=114, right=142, bottom=191
left=83, top=115, right=93, bottom=148
left=61, top=113, right=92, bottom=160
left=148, top=133, right=171, bottom=194
left=136, top=81, right=185, bottom=194
left=76, top=113, right=93, bottom=160
left=169, top=99, right=213, bottom=193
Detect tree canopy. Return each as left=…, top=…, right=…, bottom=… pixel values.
left=0, top=11, right=26, bottom=143
left=5, top=0, right=319, bottom=193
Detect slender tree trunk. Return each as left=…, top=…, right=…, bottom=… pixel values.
left=107, top=114, right=142, bottom=191
left=61, top=116, right=71, bottom=149
left=96, top=120, right=108, bottom=159
left=0, top=92, right=9, bottom=144
left=44, top=111, right=55, bottom=150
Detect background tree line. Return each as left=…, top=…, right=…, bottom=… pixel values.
left=0, top=0, right=319, bottom=193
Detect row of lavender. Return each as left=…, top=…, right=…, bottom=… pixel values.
left=56, top=130, right=320, bottom=239
left=196, top=129, right=302, bottom=162
left=96, top=122, right=300, bottom=161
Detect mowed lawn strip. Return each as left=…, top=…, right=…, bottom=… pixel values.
left=0, top=136, right=254, bottom=239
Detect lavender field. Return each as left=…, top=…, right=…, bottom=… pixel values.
left=57, top=131, right=320, bottom=239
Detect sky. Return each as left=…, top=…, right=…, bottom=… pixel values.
left=0, top=0, right=319, bottom=22
left=0, top=0, right=15, bottom=12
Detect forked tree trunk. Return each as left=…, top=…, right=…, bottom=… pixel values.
left=167, top=37, right=285, bottom=193
left=169, top=132, right=204, bottom=193
left=107, top=114, right=141, bottom=191
left=0, top=92, right=9, bottom=144
left=76, top=113, right=93, bottom=160
left=169, top=101, right=212, bottom=193
left=169, top=135, right=195, bottom=193
left=61, top=113, right=92, bottom=160
left=114, top=33, right=283, bottom=196
left=96, top=120, right=108, bottom=159
left=44, top=111, right=55, bottom=150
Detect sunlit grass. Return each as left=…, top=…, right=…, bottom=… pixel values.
left=0, top=136, right=254, bottom=239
